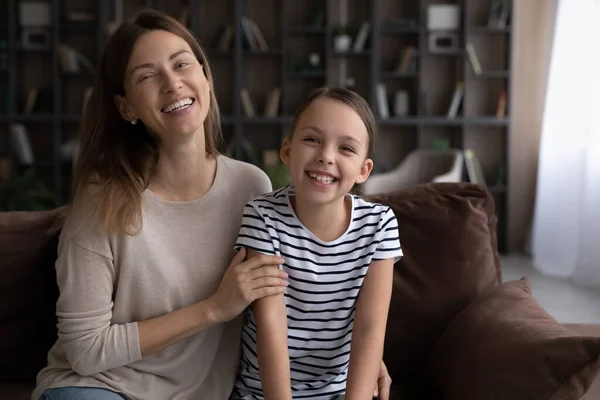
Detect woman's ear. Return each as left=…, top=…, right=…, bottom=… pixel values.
left=280, top=137, right=292, bottom=165
left=114, top=95, right=136, bottom=122
left=355, top=158, right=374, bottom=185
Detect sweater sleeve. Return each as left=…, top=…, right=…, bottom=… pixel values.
left=55, top=236, right=142, bottom=376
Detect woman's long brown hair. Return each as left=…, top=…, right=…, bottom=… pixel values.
left=71, top=9, right=223, bottom=235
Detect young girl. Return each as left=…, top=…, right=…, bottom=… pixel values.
left=231, top=88, right=402, bottom=400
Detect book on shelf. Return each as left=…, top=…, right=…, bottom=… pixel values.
left=241, top=17, right=268, bottom=52
left=23, top=88, right=38, bottom=114
left=240, top=88, right=255, bottom=117
left=466, top=43, right=482, bottom=75
left=264, top=88, right=280, bottom=117
left=395, top=46, right=417, bottom=74
left=496, top=91, right=507, bottom=118
left=376, top=83, right=389, bottom=119
left=67, top=11, right=95, bottom=22
left=488, top=0, right=511, bottom=28
left=58, top=44, right=95, bottom=74
left=447, top=82, right=464, bottom=118
left=464, top=149, right=486, bottom=187
left=9, top=124, right=34, bottom=166
left=212, top=24, right=233, bottom=52
left=352, top=21, right=370, bottom=52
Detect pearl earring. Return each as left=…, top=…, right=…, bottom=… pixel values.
left=130, top=119, right=137, bottom=125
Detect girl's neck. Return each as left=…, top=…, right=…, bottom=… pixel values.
left=291, top=192, right=352, bottom=242
left=148, top=133, right=216, bottom=202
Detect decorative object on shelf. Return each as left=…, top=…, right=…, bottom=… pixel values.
left=427, top=4, right=461, bottom=31
left=433, top=139, right=451, bottom=151
left=308, top=53, right=321, bottom=69
left=344, top=77, right=355, bottom=89
left=394, top=90, right=409, bottom=117
left=20, top=1, right=51, bottom=50
left=333, top=26, right=352, bottom=52
left=428, top=32, right=460, bottom=54
left=0, top=168, right=55, bottom=211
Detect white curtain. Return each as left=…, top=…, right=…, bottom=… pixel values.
left=532, top=0, right=600, bottom=284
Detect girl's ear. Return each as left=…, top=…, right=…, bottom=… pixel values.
left=355, top=158, right=374, bottom=185
left=280, top=137, right=292, bottom=165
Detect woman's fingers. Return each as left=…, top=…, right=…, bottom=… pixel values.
left=251, top=277, right=289, bottom=291
left=251, top=286, right=287, bottom=302
left=230, top=248, right=247, bottom=267
left=240, top=254, right=284, bottom=272
left=248, top=266, right=288, bottom=281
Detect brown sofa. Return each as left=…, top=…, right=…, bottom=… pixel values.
left=1, top=183, right=599, bottom=400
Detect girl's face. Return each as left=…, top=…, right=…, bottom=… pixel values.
left=281, top=97, right=373, bottom=206
left=116, top=29, right=210, bottom=146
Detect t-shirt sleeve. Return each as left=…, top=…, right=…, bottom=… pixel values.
left=372, top=207, right=403, bottom=262
left=235, top=201, right=277, bottom=256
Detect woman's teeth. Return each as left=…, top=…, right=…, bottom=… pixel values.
left=162, top=98, right=194, bottom=113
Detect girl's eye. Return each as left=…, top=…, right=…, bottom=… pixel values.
left=303, top=137, right=318, bottom=143
left=340, top=146, right=355, bottom=153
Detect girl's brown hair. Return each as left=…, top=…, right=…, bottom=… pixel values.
left=288, top=87, right=377, bottom=158
left=71, top=9, right=223, bottom=235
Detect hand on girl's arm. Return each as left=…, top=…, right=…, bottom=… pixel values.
left=344, top=258, right=394, bottom=400
left=59, top=242, right=286, bottom=375
left=247, top=249, right=293, bottom=400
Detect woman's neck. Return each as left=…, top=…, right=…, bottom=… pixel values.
left=148, top=133, right=217, bottom=202
left=291, top=193, right=352, bottom=242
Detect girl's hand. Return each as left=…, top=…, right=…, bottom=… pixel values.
left=208, top=248, right=287, bottom=322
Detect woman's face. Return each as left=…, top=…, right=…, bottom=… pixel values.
left=116, top=29, right=210, bottom=144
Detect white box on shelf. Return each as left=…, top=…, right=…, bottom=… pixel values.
left=427, top=4, right=460, bottom=31
left=20, top=2, right=51, bottom=27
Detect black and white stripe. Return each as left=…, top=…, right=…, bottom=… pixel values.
left=232, top=186, right=402, bottom=399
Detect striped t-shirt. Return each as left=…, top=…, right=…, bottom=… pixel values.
left=231, top=185, right=403, bottom=399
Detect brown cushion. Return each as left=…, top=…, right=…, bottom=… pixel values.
left=0, top=207, right=66, bottom=383
left=429, top=278, right=600, bottom=400
left=364, top=183, right=501, bottom=383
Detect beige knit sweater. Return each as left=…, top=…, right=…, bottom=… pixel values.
left=32, top=156, right=272, bottom=400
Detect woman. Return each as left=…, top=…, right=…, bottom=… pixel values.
left=33, top=10, right=392, bottom=400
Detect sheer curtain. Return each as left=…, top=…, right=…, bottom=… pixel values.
left=531, top=0, right=600, bottom=284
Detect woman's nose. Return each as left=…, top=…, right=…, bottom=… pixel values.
left=162, top=72, right=183, bottom=93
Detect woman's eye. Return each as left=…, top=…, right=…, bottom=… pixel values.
left=176, top=62, right=189, bottom=68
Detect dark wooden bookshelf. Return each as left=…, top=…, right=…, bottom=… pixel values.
left=0, top=0, right=512, bottom=251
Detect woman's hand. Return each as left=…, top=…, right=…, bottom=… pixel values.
left=208, top=248, right=288, bottom=323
